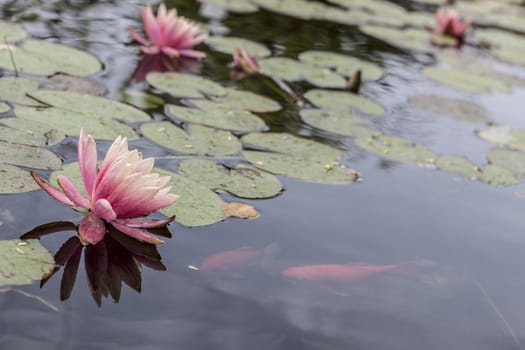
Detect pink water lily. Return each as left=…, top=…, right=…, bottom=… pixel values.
left=128, top=3, right=207, bottom=59
left=31, top=129, right=179, bottom=246
left=435, top=8, right=471, bottom=40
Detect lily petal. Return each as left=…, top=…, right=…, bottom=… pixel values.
left=78, top=128, right=98, bottom=199
left=93, top=198, right=117, bottom=222
left=30, top=171, right=75, bottom=207
left=57, top=175, right=90, bottom=209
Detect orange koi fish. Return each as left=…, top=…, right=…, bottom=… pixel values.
left=198, top=244, right=280, bottom=273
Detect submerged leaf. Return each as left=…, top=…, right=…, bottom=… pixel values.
left=0, top=39, right=101, bottom=76
left=178, top=159, right=282, bottom=198
left=409, top=95, right=491, bottom=124
left=141, top=121, right=241, bottom=156
left=355, top=134, right=435, bottom=165
left=0, top=239, right=55, bottom=287
left=423, top=67, right=510, bottom=94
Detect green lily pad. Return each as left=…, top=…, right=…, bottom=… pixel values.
left=0, top=76, right=40, bottom=106
left=0, top=126, right=60, bottom=147
left=0, top=102, right=8, bottom=114
left=178, top=159, right=282, bottom=199
left=0, top=239, right=54, bottom=287
left=241, top=132, right=360, bottom=184
left=487, top=148, right=525, bottom=177
left=423, top=67, right=510, bottom=94
left=479, top=164, right=519, bottom=187
left=355, top=134, right=436, bottom=165
left=0, top=164, right=41, bottom=194
left=0, top=140, right=62, bottom=170
left=409, top=95, right=491, bottom=124
left=13, top=90, right=149, bottom=140
left=251, top=0, right=325, bottom=20
left=156, top=168, right=236, bottom=227
left=477, top=126, right=525, bottom=152
left=205, top=36, right=270, bottom=57
left=304, top=89, right=386, bottom=116
left=199, top=0, right=259, bottom=13
left=219, top=88, right=281, bottom=113
left=146, top=72, right=227, bottom=99
left=0, top=39, right=101, bottom=76
left=0, top=21, right=27, bottom=43
left=119, top=89, right=165, bottom=109
left=166, top=101, right=266, bottom=133
left=435, top=155, right=480, bottom=179
left=359, top=26, right=433, bottom=52
left=259, top=57, right=347, bottom=88
left=0, top=118, right=65, bottom=146
left=141, top=121, right=241, bottom=156
left=300, top=109, right=378, bottom=138
left=298, top=51, right=384, bottom=80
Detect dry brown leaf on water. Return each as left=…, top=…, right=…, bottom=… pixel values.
left=221, top=202, right=260, bottom=219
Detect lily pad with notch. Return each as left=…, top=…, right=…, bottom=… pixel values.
left=304, top=89, right=386, bottom=116
left=178, top=159, right=282, bottom=199
left=141, top=121, right=241, bottom=156
left=166, top=100, right=266, bottom=133
left=0, top=76, right=41, bottom=106
left=0, top=118, right=65, bottom=146
left=0, top=140, right=62, bottom=170
left=241, top=132, right=361, bottom=184
left=0, top=239, right=54, bottom=287
left=0, top=39, right=101, bottom=76
left=298, top=51, right=384, bottom=80
left=13, top=90, right=149, bottom=140
left=355, top=134, right=436, bottom=165
left=146, top=72, right=227, bottom=99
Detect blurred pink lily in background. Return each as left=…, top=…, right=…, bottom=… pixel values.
left=232, top=48, right=260, bottom=75
left=31, top=129, right=179, bottom=246
left=435, top=8, right=471, bottom=40
left=128, top=3, right=207, bottom=59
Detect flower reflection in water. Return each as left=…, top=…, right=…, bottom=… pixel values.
left=131, top=53, right=202, bottom=81
left=21, top=221, right=168, bottom=306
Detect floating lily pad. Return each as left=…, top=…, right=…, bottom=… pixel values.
left=298, top=51, right=384, bottom=80
left=0, top=21, right=28, bottom=43
left=219, top=88, right=281, bottom=113
left=304, top=89, right=386, bottom=116
left=300, top=109, right=377, bottom=138
left=167, top=101, right=266, bottom=133
left=0, top=102, right=8, bottom=113
left=119, top=89, right=165, bottom=109
left=0, top=76, right=40, bottom=106
left=359, top=26, right=433, bottom=52
left=0, top=164, right=41, bottom=194
left=409, top=95, right=491, bottom=124
left=200, top=0, right=259, bottom=13
left=479, top=164, right=519, bottom=187
left=0, top=126, right=60, bottom=147
left=0, top=140, right=62, bottom=170
left=259, top=57, right=347, bottom=88
left=487, top=148, right=525, bottom=177
left=0, top=239, right=54, bottom=287
left=146, top=72, right=227, bottom=99
left=251, top=0, right=325, bottom=20
left=156, top=168, right=258, bottom=226
left=221, top=202, right=259, bottom=219
left=0, top=39, right=101, bottom=76
left=178, top=159, right=282, bottom=198
left=205, top=36, right=270, bottom=57
left=478, top=126, right=525, bottom=152
left=0, top=118, right=65, bottom=146
left=141, top=121, right=241, bottom=156
left=423, top=67, right=510, bottom=94
left=241, top=132, right=360, bottom=184
left=355, top=134, right=435, bottom=165
left=13, top=90, right=149, bottom=140
left=435, top=155, right=480, bottom=179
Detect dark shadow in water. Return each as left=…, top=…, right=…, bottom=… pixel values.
left=20, top=222, right=169, bottom=306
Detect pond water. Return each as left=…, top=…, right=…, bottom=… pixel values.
left=2, top=0, right=525, bottom=349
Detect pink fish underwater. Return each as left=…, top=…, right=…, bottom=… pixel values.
left=281, top=260, right=434, bottom=294
left=198, top=244, right=280, bottom=273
